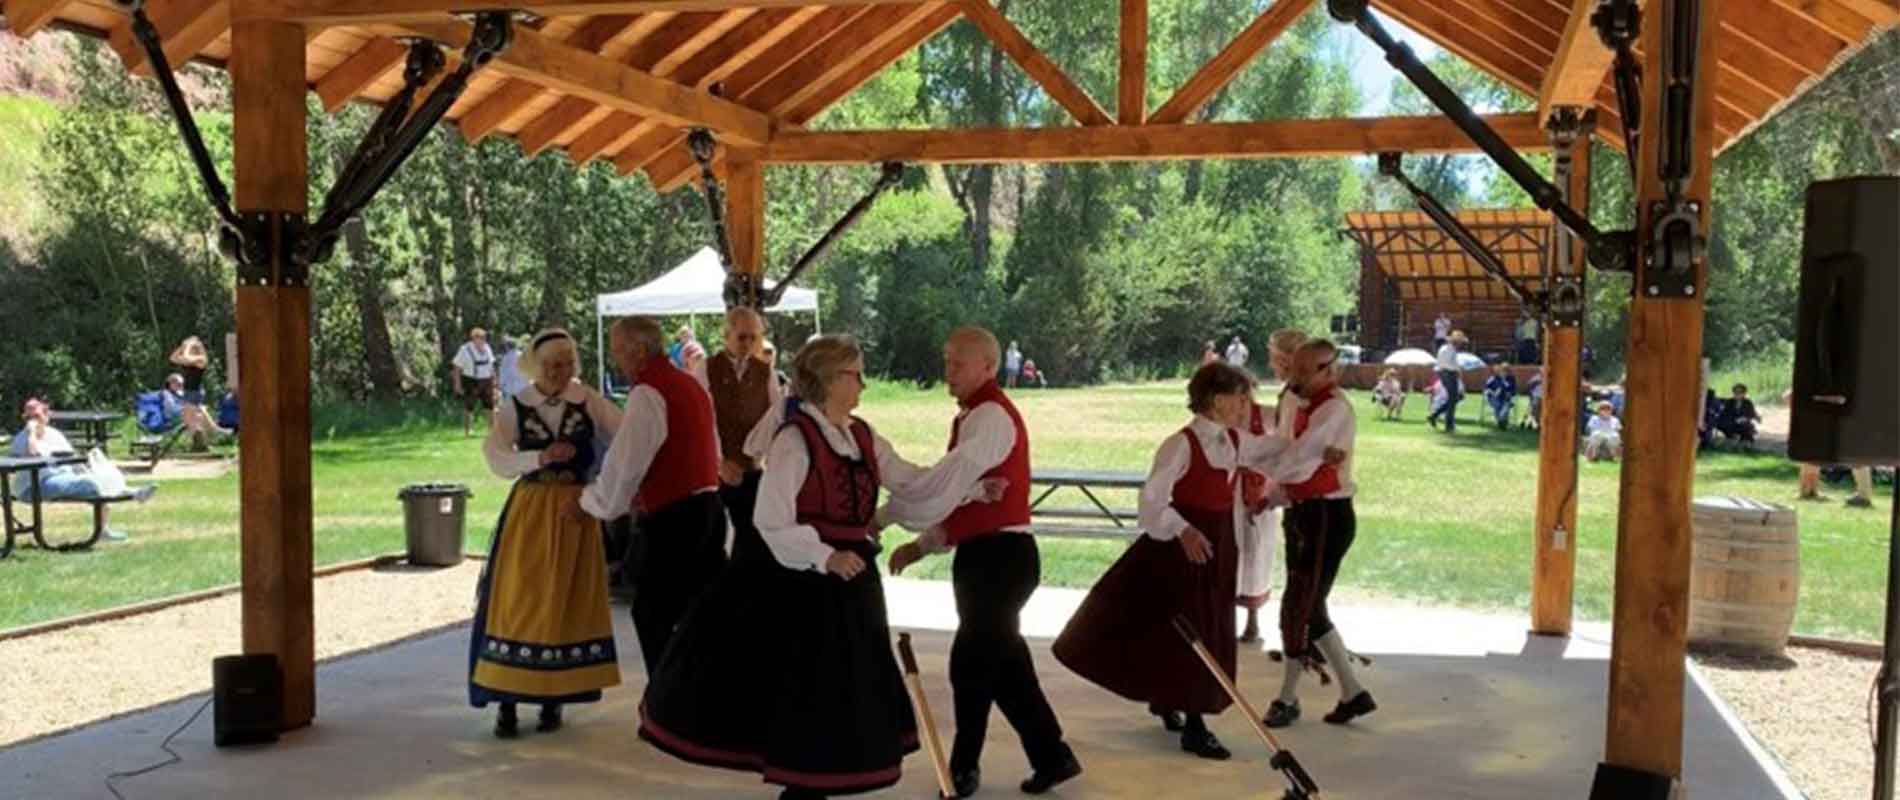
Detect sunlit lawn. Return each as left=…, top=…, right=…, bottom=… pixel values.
left=1, top=382, right=1888, bottom=640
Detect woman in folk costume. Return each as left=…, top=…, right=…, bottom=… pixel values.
left=1237, top=328, right=1307, bottom=642
left=641, top=334, right=997, bottom=799
left=469, top=329, right=623, bottom=738
left=1052, top=362, right=1268, bottom=760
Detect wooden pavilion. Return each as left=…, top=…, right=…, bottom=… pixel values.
left=5, top=0, right=1896, bottom=792
left=1346, top=207, right=1550, bottom=360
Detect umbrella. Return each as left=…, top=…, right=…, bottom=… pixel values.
left=1383, top=348, right=1436, bottom=366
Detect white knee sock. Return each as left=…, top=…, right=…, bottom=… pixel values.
left=1316, top=631, right=1365, bottom=700
left=1277, top=654, right=1303, bottom=704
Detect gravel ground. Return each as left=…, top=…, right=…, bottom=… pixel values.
left=1694, top=645, right=1884, bottom=800
left=0, top=560, right=483, bottom=748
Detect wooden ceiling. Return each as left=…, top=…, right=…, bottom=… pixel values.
left=6, top=0, right=1895, bottom=193
left=1344, top=208, right=1550, bottom=302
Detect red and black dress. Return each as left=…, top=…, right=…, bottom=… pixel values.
left=1053, top=419, right=1241, bottom=715
left=639, top=401, right=918, bottom=796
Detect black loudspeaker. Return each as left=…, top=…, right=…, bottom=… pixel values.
left=1589, top=763, right=1674, bottom=800
left=213, top=654, right=282, bottom=747
left=1789, top=176, right=1900, bottom=466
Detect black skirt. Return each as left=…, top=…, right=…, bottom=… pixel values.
left=1052, top=504, right=1239, bottom=714
left=639, top=537, right=919, bottom=795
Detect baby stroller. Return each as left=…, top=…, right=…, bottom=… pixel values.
left=129, top=391, right=186, bottom=467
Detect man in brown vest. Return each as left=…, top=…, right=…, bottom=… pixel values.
left=704, top=306, right=781, bottom=557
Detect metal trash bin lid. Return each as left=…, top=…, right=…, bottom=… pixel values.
left=398, top=483, right=474, bottom=500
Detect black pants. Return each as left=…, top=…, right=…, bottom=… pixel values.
left=718, top=470, right=766, bottom=561
left=949, top=533, right=1069, bottom=774
left=631, top=491, right=728, bottom=674
left=1283, top=498, right=1356, bottom=642
left=1429, top=368, right=1463, bottom=430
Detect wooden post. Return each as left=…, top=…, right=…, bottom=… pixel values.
left=1531, top=111, right=1591, bottom=636
left=231, top=17, right=314, bottom=730
left=726, top=152, right=764, bottom=280
left=1601, top=0, right=1715, bottom=783
left=1118, top=0, right=1146, bottom=125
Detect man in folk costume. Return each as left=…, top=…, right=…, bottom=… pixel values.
left=570, top=316, right=728, bottom=674
left=1251, top=339, right=1376, bottom=729
left=887, top=326, right=1082, bottom=798
left=705, top=307, right=782, bottom=565
left=1238, top=328, right=1308, bottom=642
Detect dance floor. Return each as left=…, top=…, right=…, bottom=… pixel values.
left=2, top=578, right=1793, bottom=799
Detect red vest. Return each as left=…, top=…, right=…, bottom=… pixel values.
left=1174, top=426, right=1238, bottom=515
left=1285, top=388, right=1343, bottom=504
left=1239, top=403, right=1270, bottom=513
left=633, top=358, right=721, bottom=514
left=940, top=381, right=1032, bottom=546
left=786, top=409, right=882, bottom=543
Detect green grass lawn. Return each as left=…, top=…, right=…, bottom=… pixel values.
left=2, top=382, right=1888, bottom=641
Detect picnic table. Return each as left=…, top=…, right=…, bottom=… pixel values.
left=50, top=410, right=125, bottom=454
left=0, top=453, right=85, bottom=559
left=1028, top=469, right=1144, bottom=539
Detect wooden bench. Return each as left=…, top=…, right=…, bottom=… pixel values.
left=38, top=487, right=153, bottom=551
left=1028, top=470, right=1144, bottom=539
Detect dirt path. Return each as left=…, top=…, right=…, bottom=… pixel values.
left=1696, top=646, right=1885, bottom=800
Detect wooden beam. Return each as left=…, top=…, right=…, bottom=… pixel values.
left=1119, top=0, right=1147, bottom=125
left=758, top=113, right=1552, bottom=164
left=230, top=17, right=315, bottom=732
left=1829, top=0, right=1899, bottom=25
left=1150, top=0, right=1315, bottom=125
left=726, top=154, right=763, bottom=276
left=514, top=11, right=735, bottom=158
left=390, top=17, right=773, bottom=146
left=245, top=0, right=884, bottom=25
left=744, top=4, right=944, bottom=119
left=960, top=0, right=1113, bottom=126
left=5, top=0, right=68, bottom=37
left=1538, top=0, right=1619, bottom=123
left=107, top=0, right=231, bottom=78
left=1723, top=0, right=1849, bottom=78
left=314, top=36, right=406, bottom=112
left=1531, top=116, right=1591, bottom=637
left=1767, top=0, right=1878, bottom=42
left=517, top=97, right=603, bottom=156
left=457, top=80, right=544, bottom=143
left=1601, top=0, right=1714, bottom=784
left=1370, top=0, right=1542, bottom=95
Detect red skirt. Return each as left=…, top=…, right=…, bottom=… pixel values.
left=1052, top=504, right=1238, bottom=714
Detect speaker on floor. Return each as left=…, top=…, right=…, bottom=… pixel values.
left=212, top=654, right=282, bottom=747
left=1789, top=175, right=1900, bottom=466
left=1588, top=763, right=1674, bottom=800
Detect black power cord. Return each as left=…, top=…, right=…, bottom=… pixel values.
left=103, top=695, right=213, bottom=800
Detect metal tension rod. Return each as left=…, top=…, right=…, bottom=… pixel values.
left=1593, top=0, right=1642, bottom=185
left=1325, top=0, right=1632, bottom=275
left=687, top=128, right=739, bottom=272
left=120, top=0, right=244, bottom=255
left=1378, top=153, right=1545, bottom=314
left=762, top=161, right=906, bottom=308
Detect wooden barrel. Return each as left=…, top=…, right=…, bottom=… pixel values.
left=1688, top=497, right=1801, bottom=655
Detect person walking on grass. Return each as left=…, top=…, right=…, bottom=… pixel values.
left=1426, top=331, right=1468, bottom=432
left=470, top=329, right=624, bottom=739
left=452, top=327, right=498, bottom=438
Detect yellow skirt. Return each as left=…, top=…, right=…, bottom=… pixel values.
left=469, top=480, right=621, bottom=705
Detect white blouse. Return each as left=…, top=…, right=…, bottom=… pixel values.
left=483, top=381, right=624, bottom=480
left=884, top=401, right=1026, bottom=554
left=1139, top=415, right=1248, bottom=542
left=753, top=403, right=987, bottom=573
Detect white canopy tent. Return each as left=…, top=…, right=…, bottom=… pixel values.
left=594, top=246, right=821, bottom=391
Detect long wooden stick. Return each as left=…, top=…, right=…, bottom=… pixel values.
left=1172, top=615, right=1322, bottom=799
left=897, top=633, right=955, bottom=800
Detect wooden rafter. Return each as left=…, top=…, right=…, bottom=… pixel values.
left=315, top=36, right=406, bottom=112
left=1830, top=0, right=1900, bottom=25
left=387, top=16, right=774, bottom=146
left=1149, top=0, right=1316, bottom=125
left=609, top=4, right=875, bottom=176
left=960, top=0, right=1113, bottom=126
left=106, top=0, right=230, bottom=77
left=5, top=0, right=68, bottom=36
left=1768, top=0, right=1880, bottom=41
left=457, top=14, right=671, bottom=143
left=1538, top=0, right=1620, bottom=122
left=1723, top=0, right=1849, bottom=77
left=759, top=113, right=1552, bottom=164
left=243, top=0, right=887, bottom=25
left=1119, top=0, right=1147, bottom=124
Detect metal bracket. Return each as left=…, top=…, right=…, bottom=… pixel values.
left=230, top=212, right=309, bottom=288
left=1548, top=275, right=1586, bottom=327
left=1592, top=0, right=1642, bottom=181
left=1643, top=200, right=1704, bottom=298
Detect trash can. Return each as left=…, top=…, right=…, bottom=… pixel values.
left=399, top=483, right=473, bottom=567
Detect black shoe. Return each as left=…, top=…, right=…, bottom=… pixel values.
left=951, top=767, right=980, bottom=798
left=1263, top=699, right=1300, bottom=729
left=1180, top=728, right=1231, bottom=760
left=1157, top=710, right=1185, bottom=732
left=537, top=704, right=563, bottom=733
left=1426, top=416, right=1439, bottom=430
left=1323, top=691, right=1377, bottom=725
left=494, top=704, right=519, bottom=739
left=1020, top=753, right=1082, bottom=794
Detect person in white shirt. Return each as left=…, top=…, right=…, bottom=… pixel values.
left=639, top=334, right=999, bottom=798
left=10, top=398, right=147, bottom=541
left=1224, top=335, right=1250, bottom=368
left=567, top=317, right=727, bottom=675
left=1252, top=339, right=1375, bottom=730
left=495, top=337, right=529, bottom=399
left=469, top=330, right=625, bottom=738
left=1004, top=341, right=1024, bottom=388
left=452, top=327, right=499, bottom=438
left=1584, top=401, right=1623, bottom=462
left=884, top=326, right=1082, bottom=798
left=1433, top=312, right=1453, bottom=349
left=1236, top=328, right=1307, bottom=642
left=1426, top=330, right=1468, bottom=433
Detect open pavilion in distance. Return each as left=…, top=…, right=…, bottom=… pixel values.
left=4, top=0, right=1896, bottom=794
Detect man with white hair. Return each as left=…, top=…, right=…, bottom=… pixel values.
left=705, top=307, right=781, bottom=563
left=570, top=316, right=727, bottom=674
left=886, top=325, right=1081, bottom=798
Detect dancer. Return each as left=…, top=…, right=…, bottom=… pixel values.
left=471, top=329, right=623, bottom=738
left=1238, top=329, right=1306, bottom=641
left=886, top=326, right=1081, bottom=798
left=1254, top=339, right=1376, bottom=729
left=1054, top=361, right=1302, bottom=760
left=642, top=334, right=1002, bottom=798
left=569, top=317, right=727, bottom=674
left=707, top=307, right=781, bottom=566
